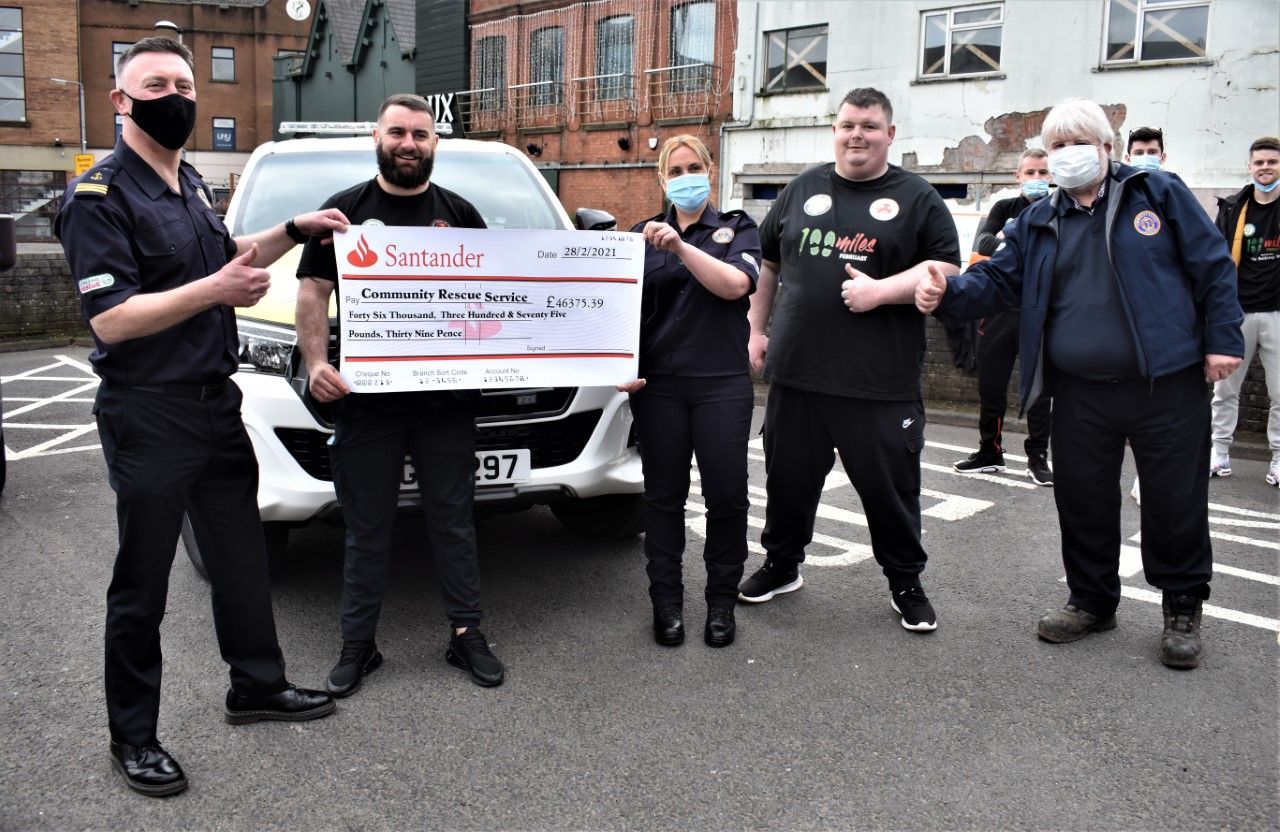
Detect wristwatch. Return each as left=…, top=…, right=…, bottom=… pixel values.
left=284, top=217, right=309, bottom=244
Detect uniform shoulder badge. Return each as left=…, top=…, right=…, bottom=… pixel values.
left=712, top=226, right=736, bottom=244
left=73, top=166, right=114, bottom=199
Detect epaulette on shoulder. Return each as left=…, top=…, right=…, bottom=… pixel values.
left=719, top=209, right=750, bottom=221
left=73, top=166, right=114, bottom=199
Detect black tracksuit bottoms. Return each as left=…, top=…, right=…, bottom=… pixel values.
left=629, top=373, right=753, bottom=608
left=760, top=383, right=928, bottom=590
left=1051, top=364, right=1213, bottom=616
left=95, top=383, right=287, bottom=746
left=330, top=398, right=483, bottom=639
left=977, top=310, right=1051, bottom=458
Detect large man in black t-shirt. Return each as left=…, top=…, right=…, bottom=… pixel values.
left=295, top=94, right=504, bottom=694
left=737, top=88, right=961, bottom=633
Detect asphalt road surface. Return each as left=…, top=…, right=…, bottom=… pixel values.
left=2, top=346, right=1277, bottom=831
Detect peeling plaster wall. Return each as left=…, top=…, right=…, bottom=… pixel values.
left=723, top=0, right=1280, bottom=213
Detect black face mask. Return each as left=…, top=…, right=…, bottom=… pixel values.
left=124, top=92, right=197, bottom=151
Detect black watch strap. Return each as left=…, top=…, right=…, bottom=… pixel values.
left=284, top=217, right=309, bottom=244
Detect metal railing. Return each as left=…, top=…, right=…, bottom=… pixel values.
left=456, top=87, right=508, bottom=135
left=571, top=73, right=637, bottom=126
left=644, top=63, right=720, bottom=122
left=509, top=81, right=566, bottom=130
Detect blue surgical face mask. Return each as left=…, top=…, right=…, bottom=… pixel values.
left=1129, top=154, right=1161, bottom=171
left=665, top=173, right=711, bottom=212
left=1255, top=178, right=1280, bottom=193
left=1021, top=179, right=1050, bottom=200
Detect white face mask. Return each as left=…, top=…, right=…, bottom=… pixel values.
left=1050, top=144, right=1103, bottom=190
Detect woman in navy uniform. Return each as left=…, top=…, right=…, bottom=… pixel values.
left=618, top=135, right=761, bottom=648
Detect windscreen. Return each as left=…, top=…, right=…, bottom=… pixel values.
left=232, top=148, right=565, bottom=235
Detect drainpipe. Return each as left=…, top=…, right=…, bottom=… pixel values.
left=718, top=0, right=759, bottom=210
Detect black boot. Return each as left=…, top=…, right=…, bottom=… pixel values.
left=1160, top=594, right=1203, bottom=669
left=652, top=604, right=684, bottom=646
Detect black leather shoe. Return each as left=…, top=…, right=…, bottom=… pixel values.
left=326, top=640, right=383, bottom=698
left=705, top=606, right=736, bottom=647
left=109, top=741, right=188, bottom=797
left=446, top=628, right=505, bottom=687
left=652, top=604, right=684, bottom=646
left=224, top=684, right=336, bottom=725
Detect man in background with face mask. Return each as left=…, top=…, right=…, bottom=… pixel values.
left=953, top=149, right=1054, bottom=484
left=1210, top=136, right=1280, bottom=488
left=54, top=37, right=347, bottom=797
left=916, top=98, right=1243, bottom=670
left=1125, top=127, right=1167, bottom=172
left=296, top=93, right=505, bottom=697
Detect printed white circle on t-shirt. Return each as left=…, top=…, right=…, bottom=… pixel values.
left=869, top=199, right=900, bottom=221
left=1244, top=223, right=1256, bottom=237
left=803, top=194, right=833, bottom=216
left=362, top=218, right=385, bottom=226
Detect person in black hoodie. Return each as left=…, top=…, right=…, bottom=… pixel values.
left=952, top=149, right=1054, bottom=484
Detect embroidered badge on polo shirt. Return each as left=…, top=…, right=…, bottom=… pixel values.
left=712, top=227, right=735, bottom=244
left=77, top=274, right=115, bottom=294
left=1133, top=210, right=1161, bottom=236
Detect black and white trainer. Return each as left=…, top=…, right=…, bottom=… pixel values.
left=891, top=585, right=938, bottom=633
left=1026, top=454, right=1054, bottom=486
left=737, top=560, right=803, bottom=604
left=953, top=452, right=1005, bottom=474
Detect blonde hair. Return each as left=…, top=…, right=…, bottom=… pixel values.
left=657, top=134, right=713, bottom=180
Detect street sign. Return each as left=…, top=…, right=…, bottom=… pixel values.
left=74, top=154, right=94, bottom=176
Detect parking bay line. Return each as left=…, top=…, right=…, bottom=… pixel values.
left=1120, top=585, right=1278, bottom=632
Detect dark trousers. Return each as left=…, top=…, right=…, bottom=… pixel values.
left=330, top=397, right=482, bottom=639
left=760, top=384, right=928, bottom=589
left=977, top=310, right=1051, bottom=457
left=1051, top=365, right=1213, bottom=616
left=95, top=383, right=286, bottom=746
left=629, top=374, right=753, bottom=608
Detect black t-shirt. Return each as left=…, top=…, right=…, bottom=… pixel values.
left=973, top=195, right=1034, bottom=257
left=630, top=205, right=761, bottom=377
left=1238, top=196, right=1280, bottom=312
left=758, top=163, right=960, bottom=400
left=296, top=177, right=486, bottom=412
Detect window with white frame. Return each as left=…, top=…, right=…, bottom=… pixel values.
left=762, top=25, right=827, bottom=94
left=112, top=41, right=129, bottom=76
left=1104, top=0, right=1208, bottom=64
left=0, top=6, right=25, bottom=122
left=473, top=35, right=505, bottom=110
left=919, top=4, right=1003, bottom=78
left=211, top=46, right=235, bottom=82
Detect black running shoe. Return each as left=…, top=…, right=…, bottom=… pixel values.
left=891, top=585, right=938, bottom=633
left=446, top=628, right=505, bottom=687
left=326, top=640, right=383, bottom=698
left=1026, top=454, right=1054, bottom=486
left=953, top=452, right=1005, bottom=474
left=737, top=560, right=803, bottom=603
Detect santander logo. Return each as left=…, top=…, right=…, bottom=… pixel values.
left=347, top=234, right=378, bottom=268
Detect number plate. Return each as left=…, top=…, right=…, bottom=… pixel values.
left=401, top=449, right=532, bottom=489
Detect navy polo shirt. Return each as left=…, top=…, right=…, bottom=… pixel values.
left=630, top=205, right=761, bottom=376
left=1045, top=181, right=1141, bottom=381
left=55, top=138, right=239, bottom=386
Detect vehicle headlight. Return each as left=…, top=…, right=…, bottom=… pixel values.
left=238, top=320, right=296, bottom=375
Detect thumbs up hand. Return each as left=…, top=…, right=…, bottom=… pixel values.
left=214, top=243, right=271, bottom=307
left=915, top=263, right=947, bottom=314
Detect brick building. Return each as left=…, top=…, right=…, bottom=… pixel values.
left=461, top=0, right=737, bottom=230
left=0, top=0, right=310, bottom=239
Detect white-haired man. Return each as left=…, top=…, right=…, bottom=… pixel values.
left=916, top=99, right=1244, bottom=669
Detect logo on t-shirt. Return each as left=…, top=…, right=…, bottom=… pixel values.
left=432, top=219, right=452, bottom=228
left=347, top=234, right=378, bottom=268
left=803, top=194, right=833, bottom=216
left=77, top=273, right=115, bottom=295
left=1244, top=223, right=1256, bottom=237
left=362, top=218, right=385, bottom=227
left=869, top=199, right=899, bottom=221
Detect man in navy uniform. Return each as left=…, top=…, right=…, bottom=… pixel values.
left=55, top=37, right=347, bottom=797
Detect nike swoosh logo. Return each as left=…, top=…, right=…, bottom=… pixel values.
left=902, top=418, right=915, bottom=428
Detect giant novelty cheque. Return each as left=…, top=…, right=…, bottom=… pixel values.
left=332, top=226, right=643, bottom=392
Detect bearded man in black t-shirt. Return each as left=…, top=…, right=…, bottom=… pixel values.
left=295, top=94, right=504, bottom=695
left=736, top=88, right=961, bottom=633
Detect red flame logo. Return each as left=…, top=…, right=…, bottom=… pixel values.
left=346, top=234, right=378, bottom=268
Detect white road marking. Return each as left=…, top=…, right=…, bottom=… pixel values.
left=1120, top=585, right=1279, bottom=632
left=926, top=439, right=1030, bottom=464
left=1208, top=516, right=1280, bottom=530
left=1210, top=530, right=1280, bottom=551
left=921, top=461, right=1037, bottom=489
left=1207, top=502, right=1280, bottom=521
left=2, top=356, right=101, bottom=461
left=9, top=424, right=100, bottom=460
left=920, top=488, right=994, bottom=520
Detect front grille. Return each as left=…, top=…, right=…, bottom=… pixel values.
left=275, top=408, right=602, bottom=482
